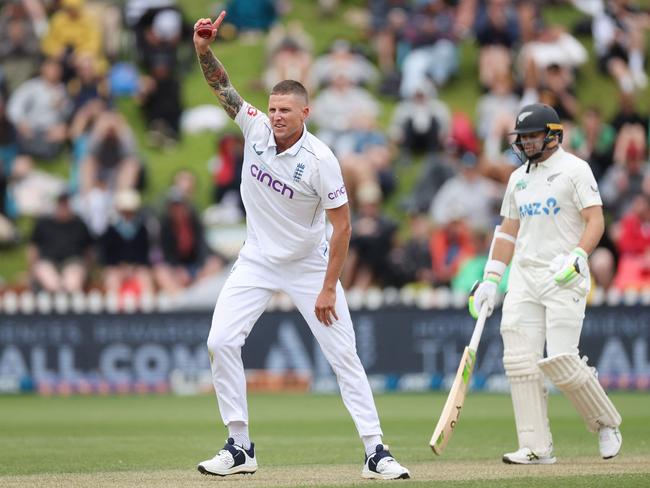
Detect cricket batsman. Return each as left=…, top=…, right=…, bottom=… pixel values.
left=468, top=103, right=622, bottom=464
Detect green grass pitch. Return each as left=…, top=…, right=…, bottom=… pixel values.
left=1, top=392, right=649, bottom=487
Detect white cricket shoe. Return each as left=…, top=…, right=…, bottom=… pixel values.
left=197, top=437, right=257, bottom=476
left=502, top=447, right=557, bottom=465
left=599, top=426, right=622, bottom=459
left=362, top=444, right=410, bottom=480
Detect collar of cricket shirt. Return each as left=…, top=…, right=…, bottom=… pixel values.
left=535, top=146, right=564, bottom=169
left=266, top=123, right=308, bottom=157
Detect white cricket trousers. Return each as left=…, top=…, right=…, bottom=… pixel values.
left=206, top=241, right=383, bottom=438
left=501, top=260, right=588, bottom=357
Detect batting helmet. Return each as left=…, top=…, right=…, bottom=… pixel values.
left=510, top=103, right=563, bottom=170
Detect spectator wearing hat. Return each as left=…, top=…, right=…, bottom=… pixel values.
left=28, top=191, right=94, bottom=292
left=153, top=189, right=225, bottom=294
left=99, top=189, right=153, bottom=296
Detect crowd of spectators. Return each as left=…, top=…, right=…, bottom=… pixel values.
left=0, top=0, right=649, bottom=307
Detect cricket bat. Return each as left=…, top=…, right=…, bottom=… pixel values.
left=430, top=304, right=489, bottom=455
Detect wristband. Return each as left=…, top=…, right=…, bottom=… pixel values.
left=484, top=259, right=506, bottom=279
left=573, top=247, right=588, bottom=259
left=485, top=275, right=500, bottom=284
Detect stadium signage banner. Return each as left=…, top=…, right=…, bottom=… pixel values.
left=0, top=306, right=649, bottom=393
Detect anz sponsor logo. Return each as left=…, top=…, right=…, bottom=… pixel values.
left=519, top=197, right=560, bottom=218
left=328, top=185, right=346, bottom=200
left=250, top=164, right=294, bottom=199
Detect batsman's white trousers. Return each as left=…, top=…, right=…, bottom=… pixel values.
left=501, top=260, right=589, bottom=357
left=206, top=241, right=383, bottom=437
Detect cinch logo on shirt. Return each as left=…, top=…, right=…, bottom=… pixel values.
left=250, top=164, right=295, bottom=199
left=328, top=185, right=346, bottom=200
left=519, top=197, right=560, bottom=218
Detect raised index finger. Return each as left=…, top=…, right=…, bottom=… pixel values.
left=213, top=10, right=226, bottom=29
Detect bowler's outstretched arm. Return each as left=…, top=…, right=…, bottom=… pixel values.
left=193, top=11, right=243, bottom=119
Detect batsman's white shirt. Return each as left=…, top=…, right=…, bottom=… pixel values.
left=235, top=101, right=348, bottom=262
left=500, top=147, right=603, bottom=357
left=206, top=101, right=382, bottom=439
left=501, top=147, right=602, bottom=266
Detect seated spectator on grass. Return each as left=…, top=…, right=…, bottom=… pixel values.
left=476, top=74, right=519, bottom=147
left=537, top=63, right=579, bottom=122
left=474, top=0, right=519, bottom=90
left=517, top=22, right=587, bottom=81
left=138, top=8, right=184, bottom=143
left=223, top=0, right=279, bottom=37
left=6, top=58, right=69, bottom=160
left=386, top=210, right=433, bottom=287
left=612, top=193, right=650, bottom=289
left=0, top=3, right=42, bottom=95
left=79, top=111, right=142, bottom=195
left=311, top=73, right=380, bottom=148
left=41, top=0, right=106, bottom=81
left=592, top=0, right=648, bottom=93
left=367, top=0, right=412, bottom=78
left=153, top=190, right=225, bottom=295
left=600, top=140, right=650, bottom=219
left=429, top=211, right=476, bottom=287
left=100, top=189, right=153, bottom=297
left=430, top=151, right=499, bottom=231
left=311, top=39, right=379, bottom=89
left=389, top=79, right=450, bottom=157
left=399, top=0, right=460, bottom=97
left=264, top=36, right=313, bottom=93
left=67, top=54, right=111, bottom=118
left=569, top=106, right=616, bottom=182
left=209, top=133, right=244, bottom=209
left=342, top=183, right=398, bottom=289
left=337, top=113, right=395, bottom=202
left=451, top=227, right=510, bottom=294
left=28, top=191, right=93, bottom=293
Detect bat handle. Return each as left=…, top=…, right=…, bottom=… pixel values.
left=468, top=303, right=488, bottom=352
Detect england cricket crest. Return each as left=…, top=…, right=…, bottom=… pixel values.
left=293, top=162, right=305, bottom=183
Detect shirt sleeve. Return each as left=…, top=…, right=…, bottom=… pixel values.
left=500, top=172, right=520, bottom=219
left=571, top=162, right=603, bottom=210
left=313, top=153, right=348, bottom=209
left=234, top=101, right=265, bottom=139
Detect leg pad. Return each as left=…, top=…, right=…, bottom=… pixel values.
left=538, top=353, right=621, bottom=433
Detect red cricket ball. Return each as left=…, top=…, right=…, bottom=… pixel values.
left=195, top=25, right=213, bottom=39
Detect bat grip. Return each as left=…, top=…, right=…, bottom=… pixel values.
left=468, top=304, right=488, bottom=352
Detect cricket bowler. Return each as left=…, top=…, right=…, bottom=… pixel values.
left=193, top=12, right=409, bottom=480
left=468, top=103, right=623, bottom=464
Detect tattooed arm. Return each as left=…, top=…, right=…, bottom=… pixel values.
left=196, top=48, right=243, bottom=119
left=193, top=13, right=243, bottom=119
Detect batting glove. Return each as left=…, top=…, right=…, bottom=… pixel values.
left=468, top=276, right=499, bottom=319
left=551, top=247, right=589, bottom=288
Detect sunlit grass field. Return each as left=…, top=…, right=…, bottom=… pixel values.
left=0, top=392, right=648, bottom=487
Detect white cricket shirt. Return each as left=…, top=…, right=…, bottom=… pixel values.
left=234, top=101, right=348, bottom=263
left=501, top=147, right=602, bottom=265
